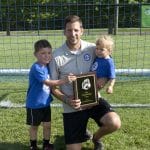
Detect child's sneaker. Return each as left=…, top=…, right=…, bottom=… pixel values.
left=30, top=146, right=39, bottom=150
left=43, top=143, right=54, bottom=150
left=92, top=138, right=104, bottom=150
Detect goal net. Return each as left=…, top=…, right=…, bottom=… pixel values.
left=0, top=1, right=150, bottom=108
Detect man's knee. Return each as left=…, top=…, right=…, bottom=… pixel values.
left=101, top=112, right=121, bottom=131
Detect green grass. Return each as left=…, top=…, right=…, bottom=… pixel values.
left=0, top=107, right=150, bottom=150
left=101, top=79, right=150, bottom=104
left=0, top=79, right=150, bottom=149
left=0, top=29, right=150, bottom=69
left=1, top=77, right=150, bottom=105
left=0, top=29, right=150, bottom=149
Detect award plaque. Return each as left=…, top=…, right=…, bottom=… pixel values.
left=73, top=72, right=98, bottom=107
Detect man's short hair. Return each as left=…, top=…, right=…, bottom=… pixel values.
left=64, top=15, right=83, bottom=29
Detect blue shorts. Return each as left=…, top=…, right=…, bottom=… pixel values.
left=26, top=106, right=51, bottom=126
left=63, top=98, right=114, bottom=144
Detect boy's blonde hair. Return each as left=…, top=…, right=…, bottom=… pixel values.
left=96, top=35, right=114, bottom=53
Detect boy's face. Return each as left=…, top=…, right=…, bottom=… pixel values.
left=95, top=45, right=110, bottom=58
left=34, top=47, right=52, bottom=65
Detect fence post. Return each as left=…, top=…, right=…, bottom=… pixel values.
left=114, top=0, right=119, bottom=35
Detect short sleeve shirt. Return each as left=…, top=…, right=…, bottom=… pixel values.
left=26, top=63, right=53, bottom=109
left=50, top=40, right=96, bottom=113
left=91, top=57, right=116, bottom=79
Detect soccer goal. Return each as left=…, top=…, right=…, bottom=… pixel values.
left=0, top=1, right=150, bottom=108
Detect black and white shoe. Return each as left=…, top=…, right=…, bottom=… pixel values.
left=92, top=138, right=104, bottom=150
left=30, top=146, right=39, bottom=150
left=85, top=129, right=93, bottom=140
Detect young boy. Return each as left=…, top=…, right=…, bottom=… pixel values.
left=91, top=35, right=116, bottom=94
left=26, top=39, right=75, bottom=150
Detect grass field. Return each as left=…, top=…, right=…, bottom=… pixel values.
left=0, top=29, right=150, bottom=69
left=0, top=107, right=150, bottom=150
left=0, top=29, right=150, bottom=149
left=0, top=78, right=150, bottom=149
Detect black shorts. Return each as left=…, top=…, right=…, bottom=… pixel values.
left=63, top=98, right=114, bottom=144
left=26, top=106, right=51, bottom=126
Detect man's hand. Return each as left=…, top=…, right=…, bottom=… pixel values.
left=68, top=98, right=81, bottom=109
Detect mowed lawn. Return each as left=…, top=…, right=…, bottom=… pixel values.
left=0, top=30, right=150, bottom=149
left=0, top=107, right=149, bottom=150
left=0, top=79, right=150, bottom=150
left=0, top=31, right=150, bottom=69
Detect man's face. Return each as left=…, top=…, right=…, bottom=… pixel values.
left=64, top=21, right=83, bottom=49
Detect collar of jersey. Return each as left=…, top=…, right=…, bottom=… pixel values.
left=64, top=40, right=84, bottom=56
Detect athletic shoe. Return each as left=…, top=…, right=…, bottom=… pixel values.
left=92, top=138, right=104, bottom=150
left=43, top=143, right=54, bottom=150
left=85, top=129, right=93, bottom=140
left=30, top=146, right=39, bottom=150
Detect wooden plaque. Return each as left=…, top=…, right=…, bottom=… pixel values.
left=73, top=72, right=98, bottom=107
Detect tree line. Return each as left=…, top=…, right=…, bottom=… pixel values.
left=0, top=0, right=149, bottom=35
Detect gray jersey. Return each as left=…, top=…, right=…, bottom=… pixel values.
left=50, top=40, right=96, bottom=113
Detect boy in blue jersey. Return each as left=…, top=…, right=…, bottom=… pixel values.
left=26, top=39, right=75, bottom=150
left=91, top=35, right=116, bottom=94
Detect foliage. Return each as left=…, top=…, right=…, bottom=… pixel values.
left=0, top=0, right=149, bottom=34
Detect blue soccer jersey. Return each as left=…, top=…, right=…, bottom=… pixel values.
left=26, top=63, right=53, bottom=109
left=91, top=57, right=116, bottom=79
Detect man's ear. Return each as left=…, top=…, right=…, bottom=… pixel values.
left=81, top=28, right=84, bottom=35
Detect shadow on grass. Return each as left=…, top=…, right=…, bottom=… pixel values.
left=0, top=142, right=28, bottom=150
left=0, top=137, right=93, bottom=150
left=53, top=135, right=93, bottom=150
left=53, top=135, right=65, bottom=150
left=0, top=93, right=9, bottom=101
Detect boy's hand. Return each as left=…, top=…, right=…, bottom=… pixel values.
left=68, top=74, right=77, bottom=83
left=97, top=78, right=108, bottom=89
left=106, top=86, right=113, bottom=94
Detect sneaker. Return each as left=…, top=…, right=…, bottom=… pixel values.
left=92, top=138, right=104, bottom=150
left=43, top=143, right=54, bottom=150
left=85, top=129, right=93, bottom=140
left=30, top=146, right=39, bottom=150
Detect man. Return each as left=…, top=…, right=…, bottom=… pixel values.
left=50, top=15, right=121, bottom=150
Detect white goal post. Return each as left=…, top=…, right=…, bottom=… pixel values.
left=0, top=69, right=150, bottom=76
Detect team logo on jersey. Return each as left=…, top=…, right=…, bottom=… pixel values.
left=47, top=74, right=50, bottom=79
left=91, top=62, right=98, bottom=71
left=43, top=74, right=50, bottom=94
left=84, top=53, right=91, bottom=61
left=43, top=84, right=50, bottom=94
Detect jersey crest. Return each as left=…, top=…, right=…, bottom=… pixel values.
left=83, top=53, right=91, bottom=61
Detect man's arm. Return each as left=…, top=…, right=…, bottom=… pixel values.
left=44, top=75, right=76, bottom=87
left=52, top=86, right=81, bottom=109
left=51, top=86, right=69, bottom=103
